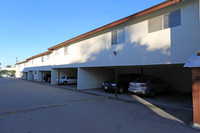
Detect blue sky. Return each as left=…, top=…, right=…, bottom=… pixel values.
left=0, top=0, right=165, bottom=67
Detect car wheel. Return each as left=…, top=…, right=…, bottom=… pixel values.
left=149, top=90, right=155, bottom=97
left=63, top=81, right=68, bottom=85
left=119, top=87, right=124, bottom=94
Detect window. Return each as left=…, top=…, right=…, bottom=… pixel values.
left=111, top=28, right=125, bottom=45
left=47, top=54, right=50, bottom=60
left=61, top=76, right=66, bottom=79
left=32, top=59, right=33, bottom=64
left=148, top=16, right=162, bottom=33
left=41, top=56, right=44, bottom=62
left=164, top=9, right=181, bottom=29
left=55, top=49, right=59, bottom=56
left=148, top=9, right=181, bottom=33
left=64, top=46, right=69, bottom=55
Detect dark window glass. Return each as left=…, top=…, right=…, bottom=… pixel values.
left=111, top=30, right=117, bottom=45
left=164, top=9, right=181, bottom=29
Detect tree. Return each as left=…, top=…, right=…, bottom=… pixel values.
left=6, top=65, right=12, bottom=68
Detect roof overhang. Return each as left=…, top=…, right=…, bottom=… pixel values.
left=184, top=53, right=200, bottom=68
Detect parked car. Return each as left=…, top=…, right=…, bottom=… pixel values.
left=57, top=76, right=77, bottom=84
left=43, top=74, right=51, bottom=82
left=102, top=74, right=140, bottom=94
left=128, top=77, right=168, bottom=97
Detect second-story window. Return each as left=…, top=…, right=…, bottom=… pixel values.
left=64, top=46, right=70, bottom=55
left=41, top=56, right=44, bottom=62
left=148, top=9, right=181, bottom=33
left=47, top=54, right=50, bottom=60
left=164, top=9, right=181, bottom=29
left=55, top=49, right=59, bottom=56
left=111, top=28, right=125, bottom=45
left=148, top=16, right=162, bottom=33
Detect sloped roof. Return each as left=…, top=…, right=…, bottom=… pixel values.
left=27, top=50, right=53, bottom=60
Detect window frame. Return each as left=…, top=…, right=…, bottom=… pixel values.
left=111, top=28, right=125, bottom=45
left=148, top=9, right=181, bottom=33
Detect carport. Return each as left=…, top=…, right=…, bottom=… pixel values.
left=79, top=64, right=193, bottom=124
left=22, top=72, right=28, bottom=80
left=38, top=70, right=51, bottom=82
left=27, top=71, right=34, bottom=81
left=51, top=67, right=78, bottom=89
left=112, top=64, right=192, bottom=93
left=77, top=67, right=115, bottom=90
left=119, top=65, right=192, bottom=124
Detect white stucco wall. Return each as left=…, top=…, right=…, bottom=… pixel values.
left=17, top=0, right=199, bottom=70
left=78, top=68, right=115, bottom=90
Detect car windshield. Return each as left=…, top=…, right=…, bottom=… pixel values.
left=61, top=76, right=65, bottom=79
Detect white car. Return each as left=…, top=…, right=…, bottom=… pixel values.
left=57, top=76, right=77, bottom=84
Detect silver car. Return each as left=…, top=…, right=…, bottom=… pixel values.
left=128, top=77, right=168, bottom=97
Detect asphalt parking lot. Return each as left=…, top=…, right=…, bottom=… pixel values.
left=0, top=78, right=198, bottom=133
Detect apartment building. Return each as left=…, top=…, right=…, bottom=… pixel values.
left=15, top=0, right=200, bottom=128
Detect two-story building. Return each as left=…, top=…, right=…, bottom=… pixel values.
left=15, top=0, right=200, bottom=129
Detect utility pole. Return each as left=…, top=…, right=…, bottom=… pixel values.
left=16, top=57, right=18, bottom=64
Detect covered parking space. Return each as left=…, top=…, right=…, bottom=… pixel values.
left=118, top=64, right=192, bottom=94
left=22, top=72, right=28, bottom=80
left=27, top=71, right=34, bottom=81
left=77, top=64, right=192, bottom=94
left=51, top=67, right=78, bottom=89
left=38, top=70, right=51, bottom=83
left=79, top=64, right=192, bottom=123
left=118, top=64, right=192, bottom=109
left=78, top=67, right=115, bottom=90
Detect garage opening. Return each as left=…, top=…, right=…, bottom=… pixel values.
left=79, top=65, right=192, bottom=123
left=22, top=72, right=28, bottom=80
left=38, top=71, right=51, bottom=83
left=51, top=68, right=78, bottom=90
left=118, top=64, right=192, bottom=123
left=27, top=71, right=34, bottom=81
left=78, top=67, right=115, bottom=90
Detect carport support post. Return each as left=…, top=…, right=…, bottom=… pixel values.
left=141, top=67, right=143, bottom=76
left=58, top=68, right=60, bottom=86
left=192, top=68, right=200, bottom=130
left=115, top=66, right=118, bottom=97
left=41, top=71, right=43, bottom=83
